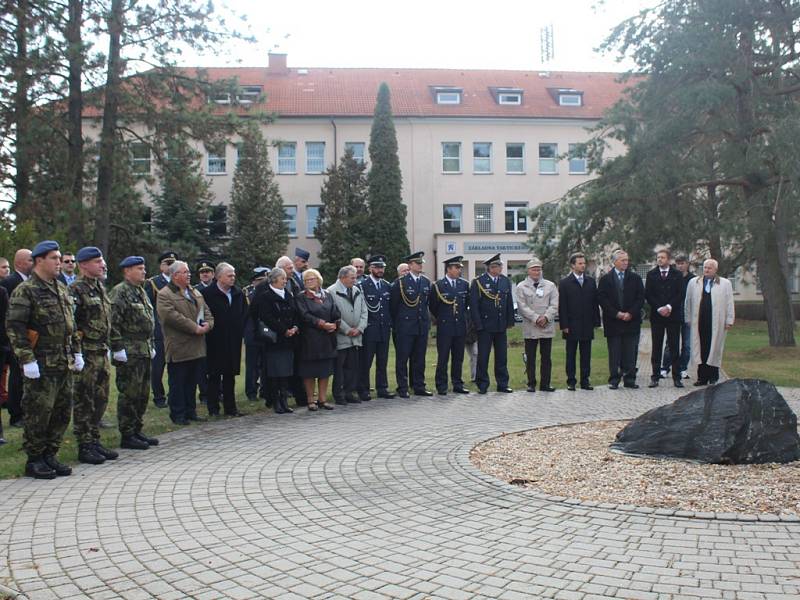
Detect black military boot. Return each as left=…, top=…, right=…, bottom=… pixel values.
left=135, top=432, right=159, bottom=446
left=93, top=442, right=118, bottom=460
left=43, top=454, right=72, bottom=476
left=25, top=456, right=57, bottom=479
left=120, top=435, right=149, bottom=450
left=78, top=444, right=106, bottom=465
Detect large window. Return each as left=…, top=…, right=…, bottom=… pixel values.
left=506, top=143, right=524, bottom=173
left=568, top=143, right=587, bottom=174
left=474, top=204, right=493, bottom=233
left=306, top=142, right=325, bottom=173
left=207, top=150, right=226, bottom=174
left=277, top=143, right=296, bottom=174
left=442, top=142, right=461, bottom=172
left=284, top=205, right=297, bottom=236
left=306, top=205, right=321, bottom=237
left=344, top=142, right=365, bottom=164
left=130, top=143, right=151, bottom=174
left=473, top=143, right=492, bottom=173
left=443, top=205, right=462, bottom=233
left=504, top=202, right=528, bottom=232
left=538, top=143, right=558, bottom=174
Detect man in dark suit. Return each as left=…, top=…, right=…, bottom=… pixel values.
left=276, top=255, right=307, bottom=407
left=469, top=254, right=516, bottom=394
left=292, top=247, right=309, bottom=291
left=558, top=252, right=601, bottom=391
left=1, top=248, right=33, bottom=427
left=430, top=256, right=470, bottom=395
left=193, top=260, right=215, bottom=406
left=597, top=249, right=645, bottom=389
left=145, top=250, right=178, bottom=408
left=56, top=252, right=77, bottom=287
left=646, top=249, right=685, bottom=388
left=358, top=255, right=394, bottom=400
left=662, top=255, right=695, bottom=379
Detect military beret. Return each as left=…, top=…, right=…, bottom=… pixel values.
left=443, top=255, right=463, bottom=267
left=368, top=254, right=387, bottom=267
left=195, top=260, right=215, bottom=273
left=158, top=251, right=178, bottom=263
left=294, top=247, right=310, bottom=261
left=119, top=256, right=145, bottom=269
left=31, top=240, right=60, bottom=259
left=76, top=246, right=103, bottom=263
left=483, top=253, right=503, bottom=266
left=403, top=251, right=425, bottom=264
left=526, top=257, right=543, bottom=269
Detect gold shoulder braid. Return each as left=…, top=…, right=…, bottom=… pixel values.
left=434, top=281, right=457, bottom=315
left=475, top=276, right=500, bottom=307
left=399, top=277, right=420, bottom=308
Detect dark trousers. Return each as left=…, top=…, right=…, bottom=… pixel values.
left=697, top=363, right=719, bottom=384
left=197, top=357, right=209, bottom=402
left=244, top=343, right=264, bottom=399
left=266, top=376, right=288, bottom=407
left=565, top=339, right=592, bottom=386
left=334, top=347, right=360, bottom=402
left=166, top=358, right=201, bottom=422
left=435, top=333, right=466, bottom=392
left=662, top=322, right=691, bottom=373
left=395, top=333, right=428, bottom=393
left=7, top=354, right=23, bottom=425
left=524, top=338, right=552, bottom=390
left=359, top=339, right=390, bottom=397
left=151, top=338, right=166, bottom=403
left=475, top=330, right=509, bottom=392
left=607, top=332, right=639, bottom=385
left=207, top=372, right=237, bottom=415
left=651, top=322, right=681, bottom=379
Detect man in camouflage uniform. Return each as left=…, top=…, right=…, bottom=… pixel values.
left=110, top=256, right=159, bottom=450
left=70, top=246, right=118, bottom=465
left=7, top=240, right=83, bottom=479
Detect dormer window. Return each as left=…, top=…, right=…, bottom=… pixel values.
left=491, top=87, right=523, bottom=105
left=236, top=85, right=263, bottom=104
left=557, top=89, right=583, bottom=106
left=432, top=87, right=462, bottom=105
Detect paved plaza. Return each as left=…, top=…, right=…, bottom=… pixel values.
left=1, top=382, right=799, bottom=599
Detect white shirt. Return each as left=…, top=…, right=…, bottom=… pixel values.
left=163, top=274, right=171, bottom=283
left=270, top=285, right=285, bottom=299
left=445, top=276, right=458, bottom=287
left=16, top=271, right=28, bottom=281
left=217, top=282, right=232, bottom=304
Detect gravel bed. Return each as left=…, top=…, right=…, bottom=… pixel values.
left=471, top=420, right=800, bottom=516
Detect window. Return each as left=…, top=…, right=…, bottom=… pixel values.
left=442, top=142, right=461, bottom=172
left=506, top=143, right=524, bottom=173
left=277, top=143, right=296, bottom=174
left=208, top=205, right=227, bottom=236
left=207, top=150, right=226, bottom=174
left=568, top=143, right=587, bottom=174
left=130, top=143, right=151, bottom=174
left=436, top=91, right=461, bottom=104
left=211, top=93, right=231, bottom=105
left=443, top=205, right=462, bottom=233
left=558, top=93, right=582, bottom=106
left=505, top=202, right=528, bottom=233
left=141, top=207, right=152, bottom=233
left=539, top=143, right=558, bottom=174
left=474, top=204, right=493, bottom=233
left=497, top=90, right=522, bottom=105
left=236, top=85, right=262, bottom=104
left=306, top=205, right=321, bottom=237
left=473, top=143, right=492, bottom=173
left=283, top=206, right=297, bottom=236
left=790, top=261, right=800, bottom=293
left=306, top=142, right=325, bottom=173
left=344, top=142, right=366, bottom=164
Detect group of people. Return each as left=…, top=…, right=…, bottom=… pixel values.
left=0, top=239, right=735, bottom=480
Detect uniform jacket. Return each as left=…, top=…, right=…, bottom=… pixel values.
left=295, top=289, right=340, bottom=361
left=327, top=280, right=368, bottom=350
left=157, top=282, right=215, bottom=363
left=684, top=276, right=735, bottom=368
left=292, top=270, right=304, bottom=291
left=516, top=277, right=559, bottom=339
left=558, top=273, right=600, bottom=341
left=249, top=283, right=298, bottom=353
left=201, top=283, right=246, bottom=375
left=70, top=275, right=111, bottom=352
left=360, top=276, right=392, bottom=343
left=6, top=273, right=81, bottom=371
left=429, top=277, right=470, bottom=337
left=145, top=273, right=170, bottom=341
left=109, top=281, right=154, bottom=359
left=645, top=266, right=684, bottom=324
left=597, top=269, right=645, bottom=337
left=469, top=272, right=515, bottom=333
left=390, top=273, right=431, bottom=336
left=242, top=283, right=259, bottom=345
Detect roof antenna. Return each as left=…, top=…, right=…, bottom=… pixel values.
left=540, top=24, right=554, bottom=65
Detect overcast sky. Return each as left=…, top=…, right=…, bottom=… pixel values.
left=200, top=0, right=657, bottom=72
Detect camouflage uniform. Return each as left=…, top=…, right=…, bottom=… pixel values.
left=110, top=280, right=155, bottom=437
left=6, top=273, right=80, bottom=459
left=70, top=276, right=111, bottom=445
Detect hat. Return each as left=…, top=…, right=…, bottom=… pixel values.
left=526, top=257, right=543, bottom=269
left=368, top=255, right=387, bottom=267
left=675, top=254, right=689, bottom=262
left=483, top=254, right=503, bottom=267
left=119, top=256, right=145, bottom=269
left=403, top=251, right=425, bottom=264
left=195, top=260, right=215, bottom=273
left=443, top=255, right=463, bottom=267
left=31, top=240, right=60, bottom=259
left=250, top=266, right=269, bottom=282
left=76, top=246, right=103, bottom=263
left=294, top=247, right=310, bottom=261
left=158, top=251, right=178, bottom=263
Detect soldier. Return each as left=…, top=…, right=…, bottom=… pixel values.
left=70, top=246, right=118, bottom=465
left=292, top=247, right=310, bottom=290
left=243, top=267, right=269, bottom=402
left=7, top=240, right=83, bottom=479
left=469, top=254, right=516, bottom=394
left=193, top=260, right=215, bottom=406
left=430, top=256, right=471, bottom=395
left=145, top=250, right=178, bottom=408
left=358, top=255, right=394, bottom=401
left=110, top=256, right=159, bottom=450
left=389, top=251, right=433, bottom=398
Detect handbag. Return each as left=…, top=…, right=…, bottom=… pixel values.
left=254, top=319, right=278, bottom=344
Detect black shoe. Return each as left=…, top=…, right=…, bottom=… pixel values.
left=397, top=392, right=410, bottom=398
left=346, top=397, right=361, bottom=404
left=274, top=405, right=286, bottom=414
left=359, top=395, right=372, bottom=402
left=526, top=386, right=536, bottom=393
left=93, top=443, right=118, bottom=460
left=567, top=385, right=576, bottom=391
left=693, top=381, right=708, bottom=387
left=225, top=411, right=246, bottom=417
left=207, top=411, right=220, bottom=417
left=453, top=387, right=470, bottom=394
left=437, top=390, right=448, bottom=396
left=609, top=383, right=619, bottom=390
left=153, top=398, right=167, bottom=408
left=497, top=387, right=513, bottom=393
left=136, top=432, right=159, bottom=446
left=171, top=418, right=189, bottom=426
left=121, top=436, right=149, bottom=450
left=648, top=379, right=659, bottom=388
left=78, top=444, right=106, bottom=465
left=377, top=391, right=395, bottom=399
left=624, top=383, right=640, bottom=389
left=246, top=394, right=257, bottom=402
left=43, top=454, right=72, bottom=476
left=25, top=457, right=56, bottom=479
left=186, top=415, right=206, bottom=422
left=673, top=379, right=684, bottom=388
left=540, top=386, right=556, bottom=392
left=580, top=384, right=594, bottom=391
left=478, top=389, right=487, bottom=395
left=414, top=389, right=434, bottom=396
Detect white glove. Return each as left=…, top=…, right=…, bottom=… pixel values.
left=73, top=353, right=84, bottom=372
left=23, top=361, right=40, bottom=379
left=150, top=347, right=156, bottom=359
left=113, top=349, right=128, bottom=363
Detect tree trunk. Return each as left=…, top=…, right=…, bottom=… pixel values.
left=66, top=0, right=85, bottom=242
left=93, top=0, right=124, bottom=253
left=13, top=0, right=30, bottom=216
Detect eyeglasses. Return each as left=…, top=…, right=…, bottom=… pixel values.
left=63, top=260, right=75, bottom=264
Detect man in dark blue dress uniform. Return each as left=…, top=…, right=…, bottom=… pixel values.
left=145, top=250, right=178, bottom=408
left=358, top=255, right=394, bottom=401
left=390, top=251, right=433, bottom=398
left=429, top=256, right=471, bottom=395
left=469, top=254, right=515, bottom=394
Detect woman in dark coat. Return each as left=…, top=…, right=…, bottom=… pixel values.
left=295, top=268, right=340, bottom=411
left=249, top=267, right=299, bottom=414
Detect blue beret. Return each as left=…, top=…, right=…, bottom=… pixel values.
left=294, top=247, right=310, bottom=261
left=31, top=240, right=60, bottom=259
left=119, top=256, right=145, bottom=269
left=76, top=246, right=102, bottom=263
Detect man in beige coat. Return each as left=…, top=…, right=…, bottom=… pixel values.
left=684, top=258, right=734, bottom=386
left=328, top=265, right=368, bottom=405
left=516, top=258, right=559, bottom=393
left=156, top=260, right=214, bottom=425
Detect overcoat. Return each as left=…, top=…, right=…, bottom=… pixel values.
left=249, top=283, right=298, bottom=353
left=327, top=280, right=368, bottom=350
left=644, top=266, right=684, bottom=324
left=684, top=276, right=735, bottom=368
left=557, top=273, right=600, bottom=341
left=200, top=283, right=246, bottom=375
left=516, top=277, right=558, bottom=339
left=295, top=290, right=340, bottom=361
left=156, top=282, right=214, bottom=363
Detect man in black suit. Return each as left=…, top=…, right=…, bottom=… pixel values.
left=558, top=252, right=600, bottom=391
left=597, top=249, right=645, bottom=389
left=56, top=252, right=77, bottom=287
left=646, top=249, right=685, bottom=388
left=1, top=248, right=33, bottom=427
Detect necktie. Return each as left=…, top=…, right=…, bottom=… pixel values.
left=661, top=270, right=667, bottom=280
left=533, top=281, right=539, bottom=288
left=347, top=287, right=353, bottom=303
left=451, top=279, right=455, bottom=290
left=578, top=276, right=583, bottom=287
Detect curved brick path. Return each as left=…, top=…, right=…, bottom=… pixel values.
left=1, top=385, right=799, bottom=600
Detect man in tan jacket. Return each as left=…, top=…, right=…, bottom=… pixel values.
left=156, top=261, right=214, bottom=425
left=516, top=258, right=559, bottom=393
